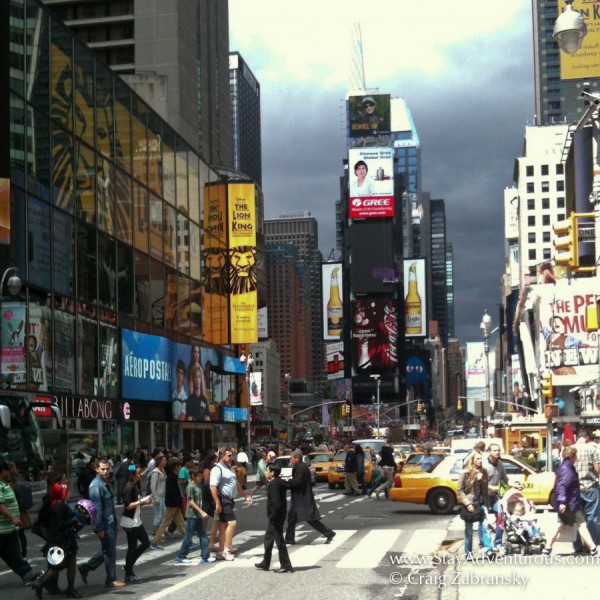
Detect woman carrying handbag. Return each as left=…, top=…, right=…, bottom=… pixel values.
left=457, top=452, right=495, bottom=560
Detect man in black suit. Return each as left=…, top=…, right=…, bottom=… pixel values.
left=285, top=450, right=336, bottom=545
left=255, top=464, right=293, bottom=573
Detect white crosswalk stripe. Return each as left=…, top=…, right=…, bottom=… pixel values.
left=337, top=529, right=401, bottom=569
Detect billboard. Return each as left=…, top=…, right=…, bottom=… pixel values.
left=403, top=258, right=427, bottom=337
left=227, top=182, right=258, bottom=344
left=0, top=302, right=26, bottom=387
left=510, top=354, right=524, bottom=412
left=559, top=0, right=600, bottom=80
left=504, top=189, right=519, bottom=240
left=348, top=148, right=394, bottom=218
left=258, top=306, right=268, bottom=339
left=348, top=93, right=391, bottom=142
left=0, top=178, right=9, bottom=244
left=351, top=297, right=398, bottom=373
left=202, top=184, right=229, bottom=345
left=322, top=262, right=343, bottom=340
left=249, top=371, right=263, bottom=406
left=537, top=278, right=600, bottom=385
left=350, top=221, right=395, bottom=294
left=326, top=341, right=344, bottom=380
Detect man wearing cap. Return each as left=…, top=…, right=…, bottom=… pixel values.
left=0, top=459, right=43, bottom=585
left=358, top=96, right=386, bottom=133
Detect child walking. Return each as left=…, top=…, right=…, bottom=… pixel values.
left=176, top=468, right=215, bottom=565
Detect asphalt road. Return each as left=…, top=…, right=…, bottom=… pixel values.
left=1, top=481, right=457, bottom=600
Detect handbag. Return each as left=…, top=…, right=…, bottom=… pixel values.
left=559, top=510, right=577, bottom=527
left=459, top=502, right=484, bottom=523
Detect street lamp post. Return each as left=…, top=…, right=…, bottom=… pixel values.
left=370, top=374, right=381, bottom=438
left=480, top=310, right=492, bottom=434
left=0, top=268, right=22, bottom=387
left=240, top=351, right=254, bottom=455
left=284, top=372, right=291, bottom=444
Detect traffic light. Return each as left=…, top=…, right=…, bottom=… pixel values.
left=553, top=213, right=578, bottom=268
left=540, top=372, right=553, bottom=404
left=416, top=401, right=422, bottom=413
left=457, top=398, right=462, bottom=411
left=342, top=404, right=347, bottom=417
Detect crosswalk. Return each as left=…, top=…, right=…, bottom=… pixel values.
left=1, top=490, right=457, bottom=597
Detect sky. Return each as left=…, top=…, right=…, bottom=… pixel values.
left=229, top=0, right=536, bottom=343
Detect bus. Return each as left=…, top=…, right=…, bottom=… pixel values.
left=0, top=395, right=62, bottom=505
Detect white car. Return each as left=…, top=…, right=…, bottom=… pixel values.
left=273, top=455, right=316, bottom=486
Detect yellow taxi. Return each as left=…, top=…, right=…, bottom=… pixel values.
left=399, top=451, right=446, bottom=474
left=308, top=451, right=334, bottom=482
left=389, top=454, right=556, bottom=514
left=327, top=447, right=375, bottom=489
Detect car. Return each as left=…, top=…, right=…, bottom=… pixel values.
left=394, top=444, right=412, bottom=455
left=399, top=451, right=446, bottom=474
left=393, top=447, right=407, bottom=469
left=308, top=451, right=334, bottom=481
left=273, top=455, right=316, bottom=486
left=327, top=447, right=375, bottom=489
left=389, top=454, right=556, bottom=515
left=352, top=438, right=387, bottom=456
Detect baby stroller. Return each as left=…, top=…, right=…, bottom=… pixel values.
left=499, top=488, right=545, bottom=555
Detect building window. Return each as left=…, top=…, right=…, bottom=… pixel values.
left=543, top=248, right=551, bottom=260
left=528, top=216, right=536, bottom=227
left=527, top=199, right=535, bottom=210
left=557, top=180, right=565, bottom=191
left=528, top=249, right=536, bottom=261
left=526, top=166, right=534, bottom=177
left=542, top=215, right=550, bottom=226
left=528, top=232, right=536, bottom=243
left=527, top=182, right=534, bottom=193
left=542, top=198, right=549, bottom=209
left=557, top=197, right=565, bottom=208
left=541, top=165, right=549, bottom=176
left=556, top=164, right=564, bottom=175
left=541, top=181, right=550, bottom=192
left=543, top=231, right=550, bottom=243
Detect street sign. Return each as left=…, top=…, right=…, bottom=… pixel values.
left=577, top=226, right=595, bottom=239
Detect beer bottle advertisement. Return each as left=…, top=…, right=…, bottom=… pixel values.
left=322, top=262, right=344, bottom=340
left=404, top=259, right=425, bottom=337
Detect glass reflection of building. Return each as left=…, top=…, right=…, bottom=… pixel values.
left=1, top=0, right=241, bottom=469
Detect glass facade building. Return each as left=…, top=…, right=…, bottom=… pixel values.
left=1, top=0, right=245, bottom=473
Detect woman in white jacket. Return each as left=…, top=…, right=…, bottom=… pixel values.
left=149, top=454, right=167, bottom=542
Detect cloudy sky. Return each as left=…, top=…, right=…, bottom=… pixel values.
left=229, top=0, right=535, bottom=343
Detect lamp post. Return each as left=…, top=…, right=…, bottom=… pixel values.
left=480, top=310, right=492, bottom=433
left=284, top=372, right=291, bottom=444
left=370, top=374, right=381, bottom=439
left=240, top=351, right=254, bottom=455
left=0, top=268, right=22, bottom=387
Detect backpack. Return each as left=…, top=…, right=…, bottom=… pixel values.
left=146, top=470, right=156, bottom=497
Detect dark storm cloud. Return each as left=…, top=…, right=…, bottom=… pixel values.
left=253, top=11, right=534, bottom=342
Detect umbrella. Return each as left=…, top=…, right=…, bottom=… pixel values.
left=563, top=423, right=575, bottom=445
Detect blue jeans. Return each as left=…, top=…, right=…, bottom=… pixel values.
left=178, top=518, right=209, bottom=561
left=575, top=485, right=600, bottom=551
left=153, top=498, right=165, bottom=527
left=82, top=528, right=117, bottom=584
left=489, top=495, right=503, bottom=548
left=464, top=508, right=493, bottom=555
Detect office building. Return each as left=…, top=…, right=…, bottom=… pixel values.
left=531, top=0, right=600, bottom=125
left=41, top=0, right=232, bottom=165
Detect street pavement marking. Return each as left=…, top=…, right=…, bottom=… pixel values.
left=286, top=529, right=355, bottom=567
left=337, top=529, right=402, bottom=569
left=401, top=528, right=447, bottom=556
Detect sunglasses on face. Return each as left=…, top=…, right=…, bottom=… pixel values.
left=363, top=102, right=375, bottom=108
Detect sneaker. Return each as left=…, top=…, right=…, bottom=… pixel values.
left=226, top=546, right=238, bottom=554
left=151, top=543, right=165, bottom=551
left=217, top=550, right=235, bottom=561
left=199, top=557, right=217, bottom=564
left=175, top=557, right=193, bottom=565
left=541, top=547, right=551, bottom=556
left=591, top=547, right=598, bottom=558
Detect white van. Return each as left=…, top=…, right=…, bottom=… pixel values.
left=352, top=438, right=387, bottom=456
left=450, top=437, right=504, bottom=455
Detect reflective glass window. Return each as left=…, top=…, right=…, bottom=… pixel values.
left=75, top=142, right=96, bottom=224
left=27, top=195, right=51, bottom=290
left=76, top=311, right=97, bottom=396
left=53, top=208, right=75, bottom=297
left=149, top=193, right=163, bottom=261
left=76, top=222, right=97, bottom=303
left=133, top=182, right=148, bottom=253
left=115, top=168, right=132, bottom=244
left=164, top=204, right=176, bottom=268
left=116, top=242, right=133, bottom=316
left=134, top=251, right=150, bottom=323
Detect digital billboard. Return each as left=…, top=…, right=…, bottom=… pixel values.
left=322, top=262, right=343, bottom=340
left=403, top=258, right=427, bottom=337
left=351, top=297, right=398, bottom=373
left=537, top=278, right=600, bottom=385
left=326, top=342, right=344, bottom=380
left=348, top=94, right=391, bottom=141
left=0, top=178, right=10, bottom=244
left=348, top=148, right=394, bottom=218
left=558, top=0, right=600, bottom=80
left=350, top=221, right=395, bottom=294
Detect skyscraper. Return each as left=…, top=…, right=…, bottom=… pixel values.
left=531, top=0, right=600, bottom=125
left=264, top=215, right=324, bottom=391
left=41, top=0, right=232, bottom=164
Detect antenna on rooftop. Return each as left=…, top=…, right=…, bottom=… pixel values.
left=350, top=23, right=366, bottom=92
